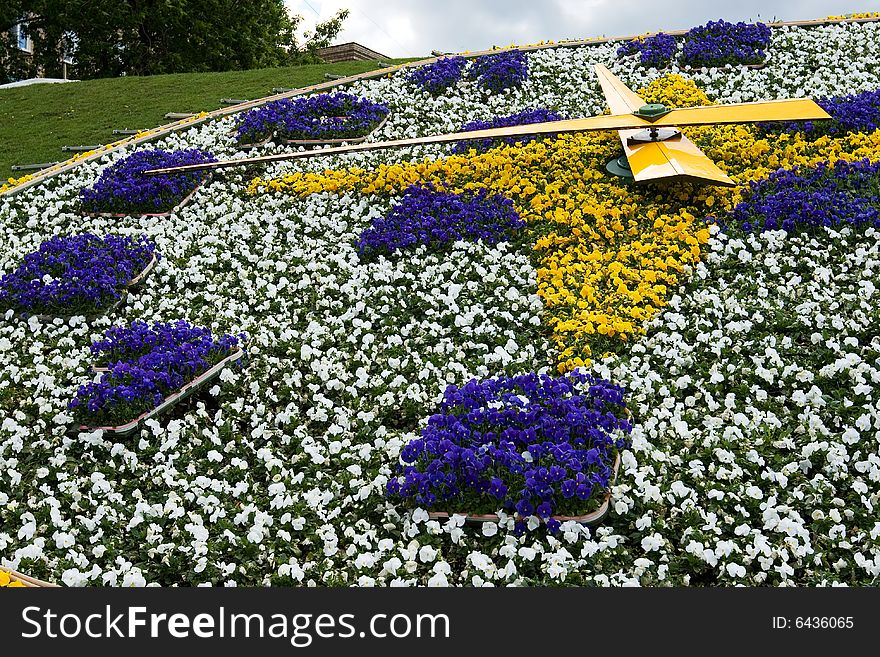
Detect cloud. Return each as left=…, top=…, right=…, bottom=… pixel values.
left=287, top=0, right=880, bottom=57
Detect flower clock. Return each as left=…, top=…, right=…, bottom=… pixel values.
left=2, top=15, right=880, bottom=587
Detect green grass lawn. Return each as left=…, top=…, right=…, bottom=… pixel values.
left=0, top=58, right=419, bottom=176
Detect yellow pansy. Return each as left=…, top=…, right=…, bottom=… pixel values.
left=0, top=174, right=34, bottom=194
left=0, top=569, right=29, bottom=587
left=825, top=12, right=880, bottom=20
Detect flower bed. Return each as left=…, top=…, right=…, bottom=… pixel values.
left=70, top=320, right=242, bottom=433
left=387, top=373, right=631, bottom=531
left=408, top=56, right=468, bottom=96
left=680, top=19, right=771, bottom=68
left=357, top=184, right=524, bottom=258
left=426, top=452, right=620, bottom=527
left=0, top=234, right=157, bottom=317
left=233, top=98, right=292, bottom=147
left=468, top=50, right=528, bottom=94
left=452, top=108, right=565, bottom=154
left=79, top=149, right=216, bottom=216
left=234, top=93, right=389, bottom=146
left=617, top=33, right=677, bottom=69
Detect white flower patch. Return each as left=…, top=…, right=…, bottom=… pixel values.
left=599, top=224, right=880, bottom=585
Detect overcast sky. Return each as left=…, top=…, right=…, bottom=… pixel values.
left=286, top=0, right=879, bottom=57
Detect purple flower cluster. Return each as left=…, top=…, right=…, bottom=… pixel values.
left=408, top=56, right=467, bottom=95
left=680, top=19, right=771, bottom=67
left=234, top=93, right=389, bottom=144
left=451, top=108, right=564, bottom=154
left=79, top=149, right=216, bottom=215
left=234, top=98, right=296, bottom=144
left=357, top=184, right=525, bottom=258
left=0, top=234, right=156, bottom=316
left=617, top=32, right=677, bottom=69
left=386, top=372, right=632, bottom=528
left=762, top=88, right=880, bottom=137
left=727, top=159, right=880, bottom=234
left=468, top=50, right=528, bottom=94
left=70, top=320, right=241, bottom=427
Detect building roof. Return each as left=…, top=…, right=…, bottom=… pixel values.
left=316, top=42, right=390, bottom=63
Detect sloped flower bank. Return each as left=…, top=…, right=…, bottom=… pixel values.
left=1, top=17, right=880, bottom=587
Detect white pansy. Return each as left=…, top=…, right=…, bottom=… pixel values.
left=418, top=545, right=438, bottom=563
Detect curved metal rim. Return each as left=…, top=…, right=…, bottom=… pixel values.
left=424, top=452, right=623, bottom=527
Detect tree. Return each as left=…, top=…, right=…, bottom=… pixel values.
left=0, top=1, right=349, bottom=82
left=285, top=8, right=351, bottom=65
left=1, top=1, right=46, bottom=81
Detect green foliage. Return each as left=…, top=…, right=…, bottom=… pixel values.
left=0, top=57, right=419, bottom=173
left=287, top=9, right=351, bottom=65
left=1, top=1, right=350, bottom=81
left=0, top=0, right=37, bottom=82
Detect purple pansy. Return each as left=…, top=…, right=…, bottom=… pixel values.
left=70, top=320, right=241, bottom=427
left=468, top=50, right=529, bottom=94
left=725, top=159, right=880, bottom=234
left=0, top=234, right=157, bottom=316
left=408, top=57, right=467, bottom=95
left=386, top=372, right=631, bottom=522
left=617, top=33, right=677, bottom=69
left=761, top=88, right=880, bottom=137
left=680, top=19, right=771, bottom=68
left=234, top=93, right=388, bottom=144
left=79, top=149, right=216, bottom=215
left=357, top=184, right=525, bottom=258
left=452, top=108, right=565, bottom=154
